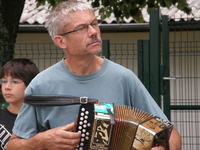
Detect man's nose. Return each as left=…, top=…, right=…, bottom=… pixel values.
left=88, top=25, right=98, bottom=36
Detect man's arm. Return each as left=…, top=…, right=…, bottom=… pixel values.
left=169, top=128, right=182, bottom=150
left=7, top=133, right=47, bottom=150
left=151, top=128, right=182, bottom=150
left=7, top=122, right=81, bottom=150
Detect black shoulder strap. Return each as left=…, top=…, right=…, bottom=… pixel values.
left=24, top=95, right=99, bottom=106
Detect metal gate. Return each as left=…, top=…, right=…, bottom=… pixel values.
left=138, top=10, right=200, bottom=150
left=168, top=24, right=200, bottom=150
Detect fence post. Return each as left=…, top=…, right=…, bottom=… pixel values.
left=102, top=40, right=110, bottom=59
left=138, top=40, right=150, bottom=91
left=161, top=15, right=171, bottom=119
left=149, top=9, right=161, bottom=106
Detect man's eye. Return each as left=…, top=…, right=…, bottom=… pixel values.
left=91, top=23, right=96, bottom=26
left=92, top=21, right=98, bottom=26
left=75, top=25, right=87, bottom=31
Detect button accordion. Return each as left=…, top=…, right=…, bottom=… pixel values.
left=76, top=103, right=173, bottom=150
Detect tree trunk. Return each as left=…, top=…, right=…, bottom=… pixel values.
left=0, top=0, right=25, bottom=67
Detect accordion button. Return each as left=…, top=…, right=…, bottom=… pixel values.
left=85, top=111, right=89, bottom=114
left=80, top=143, right=84, bottom=146
left=81, top=108, right=85, bottom=111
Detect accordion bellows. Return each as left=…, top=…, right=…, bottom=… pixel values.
left=76, top=103, right=173, bottom=150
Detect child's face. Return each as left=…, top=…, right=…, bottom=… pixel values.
left=1, top=75, right=26, bottom=105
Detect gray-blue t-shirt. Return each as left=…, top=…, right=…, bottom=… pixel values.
left=13, top=58, right=168, bottom=139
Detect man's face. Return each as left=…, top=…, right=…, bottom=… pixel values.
left=61, top=9, right=102, bottom=57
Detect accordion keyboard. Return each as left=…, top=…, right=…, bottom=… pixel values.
left=76, top=103, right=94, bottom=150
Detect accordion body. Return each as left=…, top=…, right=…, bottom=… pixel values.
left=76, top=103, right=173, bottom=150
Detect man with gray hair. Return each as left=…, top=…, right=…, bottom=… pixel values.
left=7, top=0, right=181, bottom=150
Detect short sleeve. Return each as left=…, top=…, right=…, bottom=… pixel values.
left=12, top=103, right=38, bottom=138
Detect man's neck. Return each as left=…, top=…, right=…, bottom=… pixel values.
left=65, top=55, right=104, bottom=76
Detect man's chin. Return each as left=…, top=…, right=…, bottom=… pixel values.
left=87, top=47, right=102, bottom=55
left=93, top=48, right=102, bottom=55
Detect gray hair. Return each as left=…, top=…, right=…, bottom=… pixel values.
left=45, top=0, right=93, bottom=37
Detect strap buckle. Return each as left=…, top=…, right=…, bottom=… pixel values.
left=80, top=97, right=88, bottom=104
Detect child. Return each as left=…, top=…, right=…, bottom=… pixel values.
left=0, top=58, right=39, bottom=150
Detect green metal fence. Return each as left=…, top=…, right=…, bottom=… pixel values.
left=13, top=40, right=138, bottom=72
left=137, top=10, right=200, bottom=149
left=14, top=42, right=64, bottom=71
left=168, top=32, right=200, bottom=150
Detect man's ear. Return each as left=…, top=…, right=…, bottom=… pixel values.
left=53, top=35, right=68, bottom=49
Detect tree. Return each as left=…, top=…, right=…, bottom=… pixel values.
left=0, top=0, right=25, bottom=66
left=37, top=0, right=191, bottom=22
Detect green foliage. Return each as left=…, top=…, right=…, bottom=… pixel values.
left=36, top=0, right=62, bottom=7
left=36, top=0, right=191, bottom=23
left=177, top=0, right=191, bottom=14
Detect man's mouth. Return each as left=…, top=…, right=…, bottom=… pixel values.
left=87, top=40, right=101, bottom=46
left=87, top=38, right=102, bottom=47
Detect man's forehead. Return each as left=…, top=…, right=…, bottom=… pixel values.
left=66, top=10, right=96, bottom=25
left=67, top=9, right=95, bottom=19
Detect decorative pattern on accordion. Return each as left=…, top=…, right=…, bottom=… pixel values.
left=76, top=103, right=173, bottom=150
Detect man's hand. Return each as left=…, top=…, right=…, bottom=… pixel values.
left=41, top=122, right=81, bottom=150
left=151, top=146, right=165, bottom=150
left=151, top=128, right=182, bottom=150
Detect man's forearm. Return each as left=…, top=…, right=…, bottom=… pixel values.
left=7, top=123, right=81, bottom=150
left=7, top=133, right=45, bottom=150
left=169, top=128, right=182, bottom=150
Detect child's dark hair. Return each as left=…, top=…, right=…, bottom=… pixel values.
left=0, top=58, right=39, bottom=86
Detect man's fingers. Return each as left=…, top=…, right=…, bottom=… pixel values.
left=61, top=122, right=77, bottom=131
left=151, top=146, right=165, bottom=150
